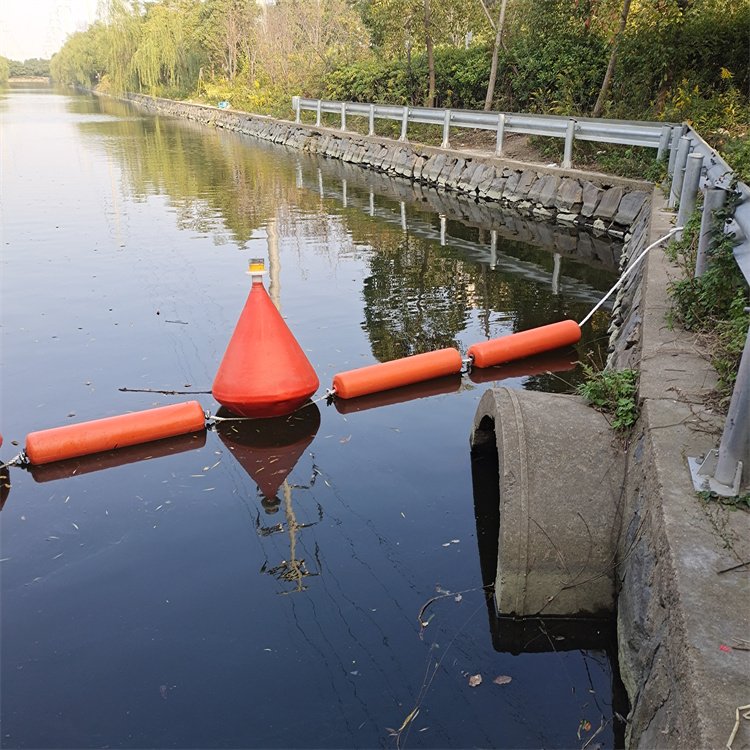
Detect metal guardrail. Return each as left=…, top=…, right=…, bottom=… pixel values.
left=292, top=96, right=674, bottom=169
left=292, top=96, right=749, bottom=495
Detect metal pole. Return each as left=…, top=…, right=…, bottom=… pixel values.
left=293, top=96, right=301, bottom=124
left=340, top=102, right=346, bottom=132
left=441, top=109, right=451, bottom=149
left=669, top=136, right=691, bottom=208
left=667, top=125, right=682, bottom=175
left=342, top=179, right=347, bottom=208
left=562, top=119, right=576, bottom=169
left=676, top=152, right=704, bottom=233
left=657, top=125, right=671, bottom=161
left=440, top=214, right=446, bottom=246
left=316, top=100, right=322, bottom=128
left=400, top=201, right=407, bottom=232
left=490, top=229, right=497, bottom=268
left=399, top=107, right=409, bottom=142
left=714, top=325, right=750, bottom=488
left=369, top=104, right=375, bottom=137
left=695, top=187, right=727, bottom=277
left=495, top=113, right=505, bottom=157
left=369, top=191, right=375, bottom=217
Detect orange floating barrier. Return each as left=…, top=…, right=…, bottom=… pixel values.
left=467, top=320, right=581, bottom=369
left=333, top=348, right=463, bottom=400
left=25, top=401, right=206, bottom=466
left=334, top=374, right=462, bottom=414
left=29, top=431, right=207, bottom=482
left=212, top=260, right=319, bottom=419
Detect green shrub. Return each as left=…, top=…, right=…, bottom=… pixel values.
left=576, top=365, right=639, bottom=430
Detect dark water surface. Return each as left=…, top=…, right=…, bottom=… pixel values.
left=1, top=88, right=624, bottom=749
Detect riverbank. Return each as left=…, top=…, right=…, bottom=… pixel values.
left=113, top=91, right=749, bottom=748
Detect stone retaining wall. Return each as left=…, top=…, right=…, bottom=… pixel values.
left=125, top=94, right=651, bottom=242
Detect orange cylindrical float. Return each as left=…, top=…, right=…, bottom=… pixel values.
left=29, top=431, right=207, bottom=482
left=334, top=374, right=463, bottom=414
left=332, top=348, right=463, bottom=400
left=24, top=401, right=206, bottom=466
left=212, top=261, right=319, bottom=419
left=467, top=320, right=581, bottom=369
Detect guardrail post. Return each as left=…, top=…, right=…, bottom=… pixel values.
left=316, top=100, right=322, bottom=127
left=667, top=125, right=682, bottom=175
left=440, top=214, right=447, bottom=245
left=669, top=136, right=691, bottom=208
left=562, top=119, right=576, bottom=169
left=695, top=187, right=727, bottom=277
left=657, top=125, right=671, bottom=161
left=369, top=104, right=375, bottom=137
left=495, top=113, right=506, bottom=157
left=676, top=152, right=704, bottom=235
left=490, top=229, right=497, bottom=268
left=715, top=326, right=750, bottom=489
left=691, top=323, right=750, bottom=496
left=293, top=96, right=301, bottom=124
left=340, top=102, right=347, bottom=132
left=342, top=179, right=347, bottom=207
left=400, top=201, right=407, bottom=232
left=399, top=107, right=409, bottom=142
left=441, top=109, right=452, bottom=149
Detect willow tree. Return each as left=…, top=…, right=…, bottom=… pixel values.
left=131, top=0, right=203, bottom=93
left=101, top=0, right=143, bottom=92
left=50, top=25, right=109, bottom=86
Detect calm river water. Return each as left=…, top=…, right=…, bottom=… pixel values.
left=1, top=86, right=625, bottom=748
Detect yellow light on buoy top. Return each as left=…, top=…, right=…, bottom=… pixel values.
left=248, top=258, right=265, bottom=281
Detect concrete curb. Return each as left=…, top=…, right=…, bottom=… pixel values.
left=615, top=194, right=750, bottom=747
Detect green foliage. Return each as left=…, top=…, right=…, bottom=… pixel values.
left=667, top=207, right=750, bottom=404
left=0, top=57, right=9, bottom=85
left=576, top=364, right=639, bottom=430
left=324, top=44, right=491, bottom=108
left=7, top=58, right=50, bottom=77
left=699, top=490, right=750, bottom=510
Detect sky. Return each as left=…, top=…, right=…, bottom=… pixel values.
left=0, top=0, right=99, bottom=61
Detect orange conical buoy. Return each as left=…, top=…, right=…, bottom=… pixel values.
left=212, top=260, right=319, bottom=419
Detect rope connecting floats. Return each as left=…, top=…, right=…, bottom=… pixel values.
left=328, top=226, right=683, bottom=400
left=0, top=228, right=682, bottom=469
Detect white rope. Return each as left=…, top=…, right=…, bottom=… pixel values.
left=578, top=226, right=682, bottom=329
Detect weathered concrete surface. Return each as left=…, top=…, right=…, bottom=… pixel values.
left=615, top=196, right=750, bottom=749
left=471, top=387, right=625, bottom=617
left=471, top=191, right=749, bottom=748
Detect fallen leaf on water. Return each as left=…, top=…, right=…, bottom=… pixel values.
left=454, top=593, right=463, bottom=602
left=468, top=674, right=482, bottom=687
left=339, top=435, right=351, bottom=443
left=493, top=675, right=512, bottom=685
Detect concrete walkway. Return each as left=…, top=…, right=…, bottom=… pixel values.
left=615, top=192, right=749, bottom=748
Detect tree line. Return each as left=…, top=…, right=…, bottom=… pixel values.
left=40, top=0, right=750, bottom=161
